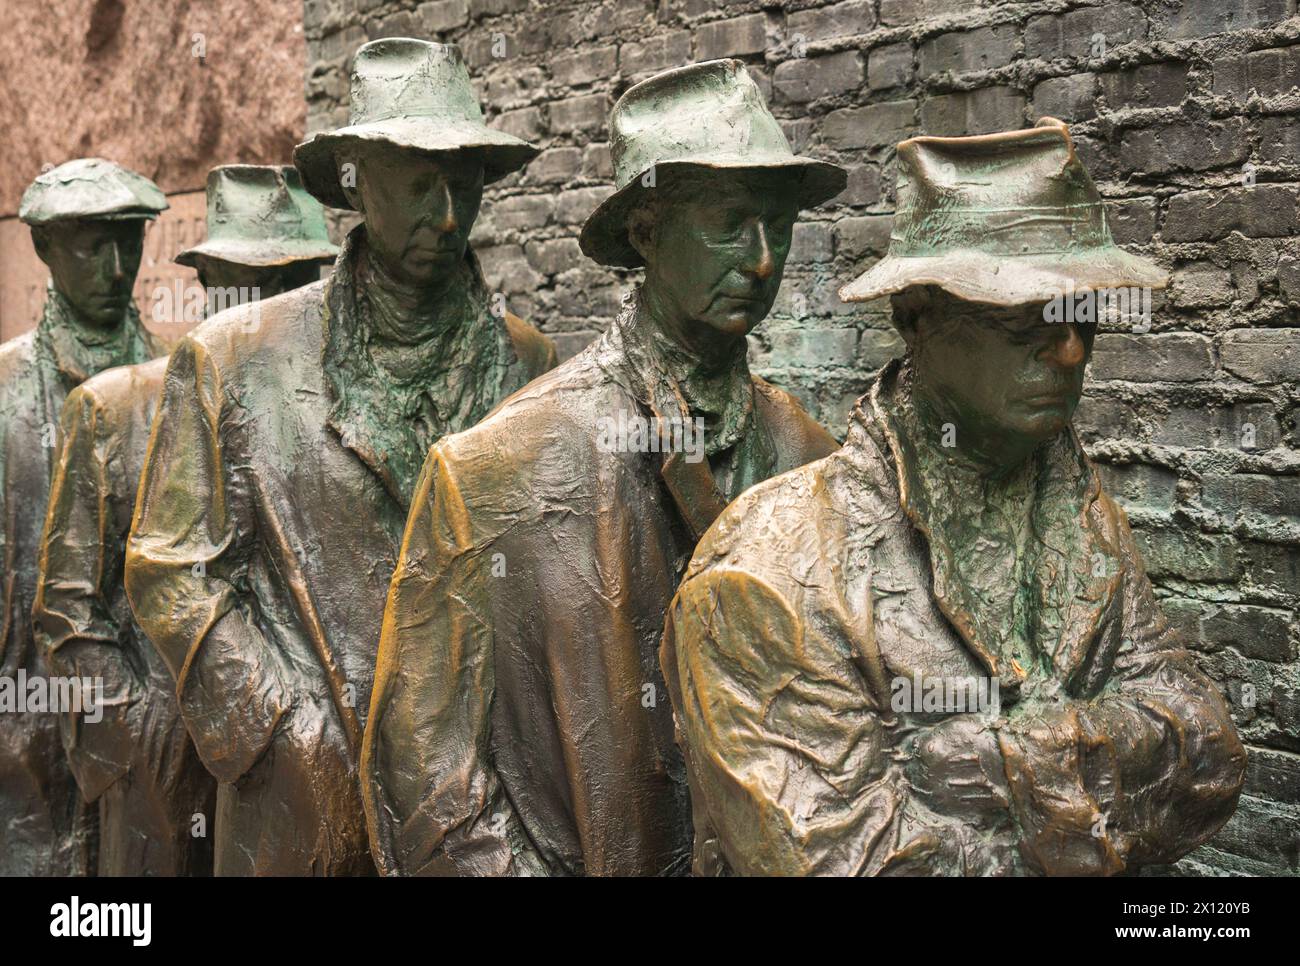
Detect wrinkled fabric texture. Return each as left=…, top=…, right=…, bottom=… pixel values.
left=0, top=286, right=162, bottom=876
left=362, top=291, right=839, bottom=877
left=34, top=356, right=216, bottom=876
left=661, top=358, right=1246, bottom=876
left=124, top=239, right=556, bottom=876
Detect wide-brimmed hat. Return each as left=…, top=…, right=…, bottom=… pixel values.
left=839, top=118, right=1167, bottom=306
left=293, top=38, right=539, bottom=210
left=175, top=165, right=339, bottom=269
left=579, top=59, right=847, bottom=268
left=19, top=158, right=167, bottom=226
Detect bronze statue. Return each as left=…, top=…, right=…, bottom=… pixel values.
left=32, top=165, right=338, bottom=877
left=124, top=39, right=554, bottom=876
left=661, top=119, right=1247, bottom=876
left=362, top=59, right=844, bottom=876
left=0, top=158, right=167, bottom=876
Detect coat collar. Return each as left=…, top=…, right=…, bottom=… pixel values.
left=321, top=226, right=517, bottom=510
left=857, top=359, right=1123, bottom=695
left=35, top=283, right=159, bottom=393
left=595, top=291, right=776, bottom=541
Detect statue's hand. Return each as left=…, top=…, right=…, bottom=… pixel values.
left=906, top=715, right=1011, bottom=829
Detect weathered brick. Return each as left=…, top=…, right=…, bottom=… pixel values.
left=1031, top=73, right=1098, bottom=122
left=469, top=0, right=528, bottom=17
left=788, top=0, right=875, bottom=43
left=1258, top=115, right=1300, bottom=164
left=549, top=93, right=609, bottom=133
left=868, top=42, right=913, bottom=91
left=551, top=45, right=618, bottom=87
left=1152, top=401, right=1281, bottom=450
left=695, top=14, right=767, bottom=60
left=919, top=87, right=1026, bottom=136
left=1134, top=528, right=1243, bottom=582
left=1201, top=472, right=1300, bottom=527
left=1099, top=61, right=1189, bottom=108
left=1221, top=328, right=1300, bottom=383
left=1278, top=255, right=1300, bottom=301
left=524, top=237, right=584, bottom=276
left=497, top=106, right=544, bottom=141
left=619, top=31, right=691, bottom=76
left=553, top=186, right=612, bottom=226
left=1164, top=185, right=1300, bottom=242
left=773, top=50, right=863, bottom=103
left=1119, top=118, right=1249, bottom=175
left=486, top=192, right=554, bottom=232
left=833, top=163, right=883, bottom=207
left=822, top=100, right=916, bottom=151
left=789, top=222, right=834, bottom=263
left=1171, top=262, right=1234, bottom=308
left=1246, top=746, right=1300, bottom=804
left=1213, top=44, right=1300, bottom=99
left=834, top=215, right=893, bottom=259
left=1090, top=333, right=1213, bottom=382
left=919, top=25, right=1018, bottom=77
left=766, top=328, right=859, bottom=368
left=1025, top=4, right=1146, bottom=61
left=367, top=10, right=419, bottom=39
left=522, top=147, right=583, bottom=185
left=418, top=0, right=469, bottom=33
left=1108, top=197, right=1158, bottom=244
left=1157, top=0, right=1294, bottom=40
left=1207, top=795, right=1300, bottom=871
left=878, top=0, right=955, bottom=26
left=1095, top=461, right=1180, bottom=512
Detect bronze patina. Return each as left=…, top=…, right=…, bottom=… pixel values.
left=124, top=39, right=555, bottom=876
left=0, top=158, right=167, bottom=876
left=661, top=119, right=1246, bottom=876
left=362, top=59, right=844, bottom=877
left=32, top=165, right=337, bottom=877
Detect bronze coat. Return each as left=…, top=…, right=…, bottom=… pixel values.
left=125, top=272, right=556, bottom=876
left=34, top=357, right=216, bottom=876
left=661, top=361, right=1247, bottom=876
left=0, top=296, right=161, bottom=876
left=363, top=296, right=839, bottom=877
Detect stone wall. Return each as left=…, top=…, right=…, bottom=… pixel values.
left=306, top=0, right=1300, bottom=875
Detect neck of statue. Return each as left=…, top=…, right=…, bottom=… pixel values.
left=360, top=233, right=469, bottom=348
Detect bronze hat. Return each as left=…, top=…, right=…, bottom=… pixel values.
left=293, top=39, right=539, bottom=210
left=839, top=118, right=1168, bottom=306
left=19, top=158, right=167, bottom=226
left=579, top=59, right=847, bottom=268
left=176, top=165, right=339, bottom=269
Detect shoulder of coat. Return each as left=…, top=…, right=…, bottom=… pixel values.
left=502, top=310, right=558, bottom=375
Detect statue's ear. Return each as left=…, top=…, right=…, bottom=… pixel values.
left=338, top=155, right=364, bottom=212
left=626, top=200, right=655, bottom=263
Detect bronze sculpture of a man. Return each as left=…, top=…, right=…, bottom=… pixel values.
left=661, top=119, right=1246, bottom=876
left=124, top=39, right=555, bottom=876
left=0, top=158, right=168, bottom=876
left=33, top=165, right=338, bottom=876
left=362, top=59, right=844, bottom=876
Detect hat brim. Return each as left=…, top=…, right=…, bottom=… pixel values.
left=175, top=239, right=340, bottom=269
left=578, top=157, right=848, bottom=268
left=838, top=249, right=1170, bottom=306
left=293, top=117, right=540, bottom=210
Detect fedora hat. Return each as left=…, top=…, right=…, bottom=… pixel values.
left=19, top=158, right=167, bottom=226
left=175, top=165, right=339, bottom=269
left=293, top=39, right=539, bottom=210
left=839, top=118, right=1167, bottom=306
left=579, top=59, right=847, bottom=268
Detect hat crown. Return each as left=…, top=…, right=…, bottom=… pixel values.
left=348, top=38, right=483, bottom=128
left=892, top=121, right=1112, bottom=258
left=203, top=165, right=330, bottom=246
left=609, top=59, right=797, bottom=190
left=19, top=157, right=167, bottom=225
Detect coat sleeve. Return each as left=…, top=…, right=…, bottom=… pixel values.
left=362, top=445, right=546, bottom=876
left=996, top=506, right=1247, bottom=875
left=124, top=338, right=299, bottom=785
left=663, top=566, right=1019, bottom=876
left=33, top=386, right=138, bottom=800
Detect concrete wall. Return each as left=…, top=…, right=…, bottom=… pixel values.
left=0, top=0, right=310, bottom=338
left=306, top=0, right=1300, bottom=876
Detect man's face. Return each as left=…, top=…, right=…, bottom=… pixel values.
left=35, top=218, right=146, bottom=326
left=910, top=293, right=1094, bottom=453
left=343, top=145, right=484, bottom=287
left=196, top=257, right=322, bottom=304
left=634, top=170, right=798, bottom=344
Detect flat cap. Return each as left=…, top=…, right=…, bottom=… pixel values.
left=19, top=158, right=168, bottom=226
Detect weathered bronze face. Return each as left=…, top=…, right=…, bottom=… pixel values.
left=32, top=217, right=146, bottom=327
left=897, top=287, right=1094, bottom=471
left=629, top=169, right=797, bottom=349
left=340, top=144, right=484, bottom=289
left=194, top=256, right=322, bottom=303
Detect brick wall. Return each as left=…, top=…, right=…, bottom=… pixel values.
left=305, top=0, right=1300, bottom=876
